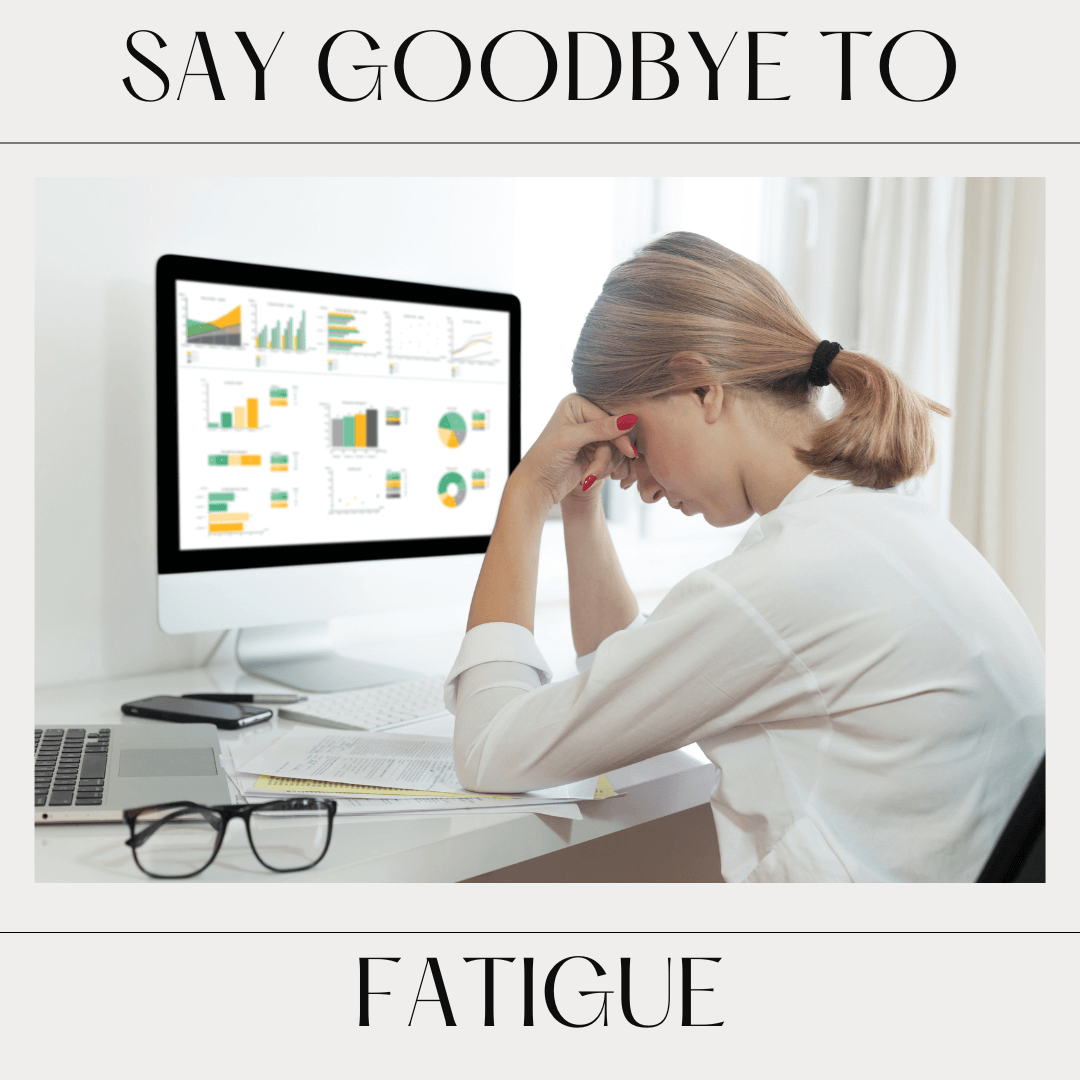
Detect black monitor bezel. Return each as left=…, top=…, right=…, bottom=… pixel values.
left=157, top=254, right=521, bottom=575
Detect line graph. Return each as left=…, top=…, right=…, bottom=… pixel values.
left=451, top=331, right=493, bottom=359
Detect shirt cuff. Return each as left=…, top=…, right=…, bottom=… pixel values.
left=443, top=621, right=553, bottom=712
left=574, top=611, right=648, bottom=673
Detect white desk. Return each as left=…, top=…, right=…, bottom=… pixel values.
left=35, top=639, right=717, bottom=883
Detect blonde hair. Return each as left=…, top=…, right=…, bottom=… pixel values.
left=571, top=231, right=950, bottom=489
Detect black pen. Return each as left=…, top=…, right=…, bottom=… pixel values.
left=182, top=693, right=308, bottom=704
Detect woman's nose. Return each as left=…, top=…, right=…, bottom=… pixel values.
left=634, top=460, right=664, bottom=503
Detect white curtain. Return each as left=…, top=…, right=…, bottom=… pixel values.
left=950, top=179, right=1045, bottom=643
left=857, top=178, right=966, bottom=515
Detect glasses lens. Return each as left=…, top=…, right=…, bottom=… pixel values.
left=130, top=805, right=224, bottom=878
left=248, top=799, right=331, bottom=871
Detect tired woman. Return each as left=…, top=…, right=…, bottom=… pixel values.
left=444, top=232, right=1044, bottom=883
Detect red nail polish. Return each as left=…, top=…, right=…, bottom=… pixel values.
left=581, top=475, right=597, bottom=492
left=617, top=414, right=638, bottom=430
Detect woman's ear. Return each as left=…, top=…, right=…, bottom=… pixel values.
left=671, top=352, right=723, bottom=420
left=700, top=382, right=725, bottom=422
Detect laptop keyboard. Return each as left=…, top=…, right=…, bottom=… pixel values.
left=34, top=727, right=111, bottom=807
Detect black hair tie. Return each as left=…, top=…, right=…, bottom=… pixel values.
left=808, top=340, right=842, bottom=386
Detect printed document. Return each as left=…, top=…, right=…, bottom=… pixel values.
left=237, top=728, right=594, bottom=798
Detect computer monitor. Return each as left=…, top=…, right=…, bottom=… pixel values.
left=156, top=255, right=520, bottom=690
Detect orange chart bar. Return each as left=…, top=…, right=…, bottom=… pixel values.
left=208, top=522, right=244, bottom=533
left=247, top=397, right=259, bottom=428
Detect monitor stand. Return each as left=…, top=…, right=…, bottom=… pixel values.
left=236, top=621, right=419, bottom=693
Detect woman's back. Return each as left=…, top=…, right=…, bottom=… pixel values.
left=694, top=474, right=1044, bottom=881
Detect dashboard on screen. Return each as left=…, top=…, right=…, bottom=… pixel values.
left=157, top=256, right=520, bottom=574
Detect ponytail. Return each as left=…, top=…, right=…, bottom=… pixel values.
left=572, top=232, right=950, bottom=490
left=795, top=348, right=950, bottom=489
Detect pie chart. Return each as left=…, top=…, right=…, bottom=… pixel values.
left=438, top=471, right=467, bottom=508
left=438, top=411, right=467, bottom=448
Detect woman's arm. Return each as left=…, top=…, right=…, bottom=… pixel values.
left=561, top=490, right=639, bottom=656
left=465, top=396, right=637, bottom=632
left=465, top=472, right=549, bottom=632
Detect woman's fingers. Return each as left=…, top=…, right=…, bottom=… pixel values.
left=564, top=411, right=638, bottom=458
left=580, top=441, right=614, bottom=488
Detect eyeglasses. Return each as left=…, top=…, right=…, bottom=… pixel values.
left=123, top=798, right=337, bottom=879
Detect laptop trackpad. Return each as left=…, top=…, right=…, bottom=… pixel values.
left=118, top=748, right=218, bottom=777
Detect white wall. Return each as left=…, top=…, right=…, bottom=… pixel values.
left=35, top=178, right=519, bottom=686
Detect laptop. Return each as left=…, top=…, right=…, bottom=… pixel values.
left=35, top=721, right=230, bottom=824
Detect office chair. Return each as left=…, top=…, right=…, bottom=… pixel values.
left=977, top=756, right=1045, bottom=882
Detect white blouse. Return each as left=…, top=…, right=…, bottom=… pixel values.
left=444, top=474, right=1045, bottom=882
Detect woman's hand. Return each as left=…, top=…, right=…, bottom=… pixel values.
left=514, top=395, right=639, bottom=511
left=466, top=396, right=639, bottom=634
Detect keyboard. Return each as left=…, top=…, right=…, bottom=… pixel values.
left=278, top=675, right=449, bottom=731
left=34, top=727, right=111, bottom=807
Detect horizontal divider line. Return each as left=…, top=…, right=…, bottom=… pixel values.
left=2, top=140, right=1078, bottom=147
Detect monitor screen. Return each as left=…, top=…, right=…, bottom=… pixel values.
left=157, top=256, right=520, bottom=575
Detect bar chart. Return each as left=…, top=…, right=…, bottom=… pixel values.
left=270, top=454, right=289, bottom=472
left=207, top=491, right=249, bottom=534
left=327, top=312, right=366, bottom=352
left=270, top=490, right=289, bottom=509
left=208, top=395, right=261, bottom=430
left=207, top=453, right=261, bottom=467
left=256, top=310, right=307, bottom=351
left=269, top=387, right=289, bottom=407
left=330, top=408, right=379, bottom=449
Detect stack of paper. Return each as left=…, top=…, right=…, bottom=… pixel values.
left=224, top=728, right=618, bottom=820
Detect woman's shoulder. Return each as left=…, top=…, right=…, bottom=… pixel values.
left=695, top=476, right=987, bottom=603
left=737, top=476, right=950, bottom=556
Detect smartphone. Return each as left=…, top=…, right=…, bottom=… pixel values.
left=121, top=695, right=273, bottom=729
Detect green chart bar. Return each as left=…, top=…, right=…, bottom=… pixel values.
left=221, top=412, right=232, bottom=428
